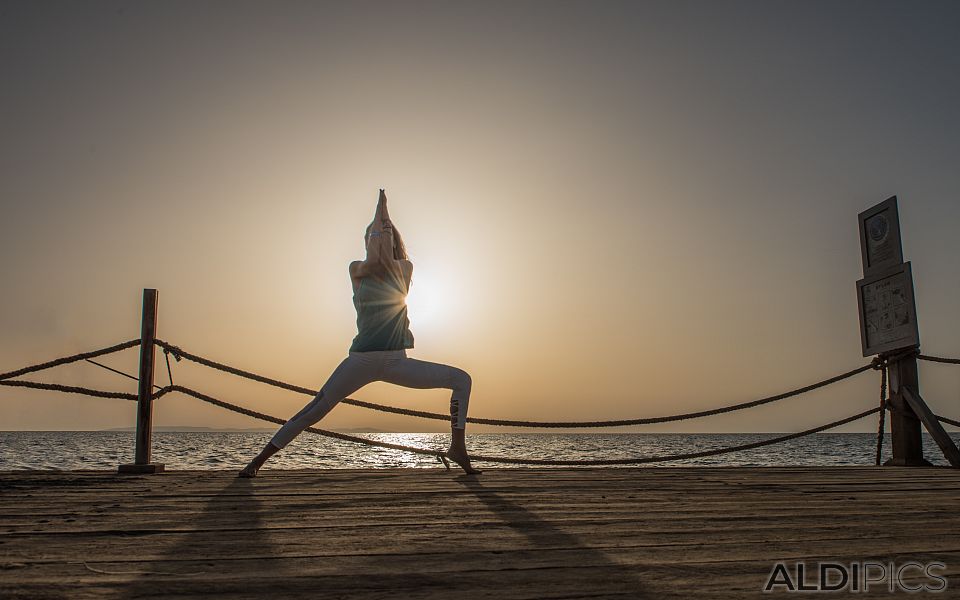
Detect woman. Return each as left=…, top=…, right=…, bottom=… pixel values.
left=240, top=189, right=480, bottom=477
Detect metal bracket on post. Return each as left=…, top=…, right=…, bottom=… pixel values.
left=119, top=289, right=165, bottom=474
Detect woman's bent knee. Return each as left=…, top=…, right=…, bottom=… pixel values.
left=451, top=368, right=472, bottom=391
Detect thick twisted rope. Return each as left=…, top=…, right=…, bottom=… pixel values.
left=1, top=341, right=948, bottom=464
left=918, top=354, right=960, bottom=365
left=875, top=365, right=888, bottom=466
left=155, top=339, right=876, bottom=427
left=0, top=340, right=140, bottom=381
left=475, top=407, right=881, bottom=465
left=1, top=339, right=953, bottom=436
left=879, top=350, right=960, bottom=429
left=0, top=377, right=944, bottom=461
left=153, top=383, right=880, bottom=465
left=0, top=379, right=137, bottom=400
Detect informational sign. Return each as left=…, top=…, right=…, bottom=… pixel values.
left=856, top=262, right=919, bottom=356
left=858, top=196, right=903, bottom=277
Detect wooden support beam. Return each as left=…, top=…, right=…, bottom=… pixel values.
left=119, top=289, right=165, bottom=474
left=902, top=387, right=960, bottom=468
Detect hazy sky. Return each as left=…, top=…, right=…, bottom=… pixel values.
left=2, top=0, right=958, bottom=435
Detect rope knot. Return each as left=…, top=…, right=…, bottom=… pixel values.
left=871, top=346, right=920, bottom=370
left=162, top=346, right=183, bottom=362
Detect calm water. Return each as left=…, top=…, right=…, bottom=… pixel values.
left=2, top=431, right=958, bottom=470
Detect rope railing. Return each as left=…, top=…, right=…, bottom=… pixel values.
left=919, top=354, right=960, bottom=365
left=914, top=354, right=960, bottom=429
left=0, top=340, right=142, bottom=402
left=153, top=384, right=446, bottom=460
left=153, top=383, right=882, bottom=465
left=154, top=339, right=879, bottom=427
left=0, top=339, right=957, bottom=466
left=0, top=379, right=138, bottom=400
left=0, top=339, right=140, bottom=382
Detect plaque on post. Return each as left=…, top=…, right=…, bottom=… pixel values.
left=855, top=262, right=919, bottom=357
left=858, top=196, right=903, bottom=277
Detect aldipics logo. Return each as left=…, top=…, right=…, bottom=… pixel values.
left=763, top=561, right=947, bottom=593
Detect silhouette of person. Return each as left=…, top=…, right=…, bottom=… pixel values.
left=240, top=189, right=480, bottom=476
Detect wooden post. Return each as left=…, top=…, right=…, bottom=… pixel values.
left=883, top=355, right=930, bottom=466
left=118, top=289, right=165, bottom=474
left=856, top=197, right=960, bottom=468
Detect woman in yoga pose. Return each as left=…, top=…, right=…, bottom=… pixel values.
left=240, top=190, right=480, bottom=476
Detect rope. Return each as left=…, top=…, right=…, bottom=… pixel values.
left=152, top=385, right=447, bottom=460
left=0, top=379, right=137, bottom=400
left=163, top=348, right=176, bottom=387
left=154, top=383, right=880, bottom=465
left=473, top=408, right=881, bottom=466
left=886, top=351, right=960, bottom=430
left=154, top=339, right=877, bottom=427
left=85, top=359, right=162, bottom=391
left=0, top=340, right=140, bottom=382
left=875, top=366, right=887, bottom=466
left=0, top=338, right=926, bottom=464
left=872, top=347, right=920, bottom=369
left=85, top=359, right=139, bottom=383
left=155, top=340, right=314, bottom=393
left=918, top=354, right=960, bottom=365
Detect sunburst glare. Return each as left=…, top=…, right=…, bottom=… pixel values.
left=405, top=265, right=455, bottom=331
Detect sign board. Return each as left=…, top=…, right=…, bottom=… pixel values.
left=856, top=262, right=919, bottom=356
left=858, top=196, right=903, bottom=276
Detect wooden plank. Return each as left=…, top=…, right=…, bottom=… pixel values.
left=2, top=468, right=960, bottom=598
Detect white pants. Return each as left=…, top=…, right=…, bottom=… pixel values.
left=271, top=350, right=471, bottom=449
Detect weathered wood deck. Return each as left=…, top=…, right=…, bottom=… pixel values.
left=1, top=467, right=958, bottom=599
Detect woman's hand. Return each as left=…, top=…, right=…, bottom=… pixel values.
left=370, top=189, right=392, bottom=233
left=353, top=188, right=398, bottom=279
left=376, top=188, right=392, bottom=228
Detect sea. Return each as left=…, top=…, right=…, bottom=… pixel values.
left=1, top=431, right=958, bottom=470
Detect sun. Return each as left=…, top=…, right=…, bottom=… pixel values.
left=405, top=265, right=456, bottom=331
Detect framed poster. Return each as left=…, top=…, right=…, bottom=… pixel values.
left=858, top=196, right=903, bottom=277
left=856, top=262, right=919, bottom=356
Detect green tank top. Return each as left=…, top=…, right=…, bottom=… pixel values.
left=348, top=271, right=415, bottom=352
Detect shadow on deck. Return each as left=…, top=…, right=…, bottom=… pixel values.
left=1, top=468, right=958, bottom=599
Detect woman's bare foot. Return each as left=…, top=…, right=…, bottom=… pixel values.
left=446, top=446, right=482, bottom=475
left=238, top=442, right=280, bottom=478
left=238, top=460, right=262, bottom=478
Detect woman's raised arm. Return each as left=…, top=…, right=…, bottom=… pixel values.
left=352, top=189, right=398, bottom=278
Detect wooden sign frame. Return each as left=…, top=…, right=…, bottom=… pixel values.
left=856, top=261, right=919, bottom=356
left=858, top=196, right=903, bottom=277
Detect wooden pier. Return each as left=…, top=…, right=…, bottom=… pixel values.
left=1, top=467, right=959, bottom=598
